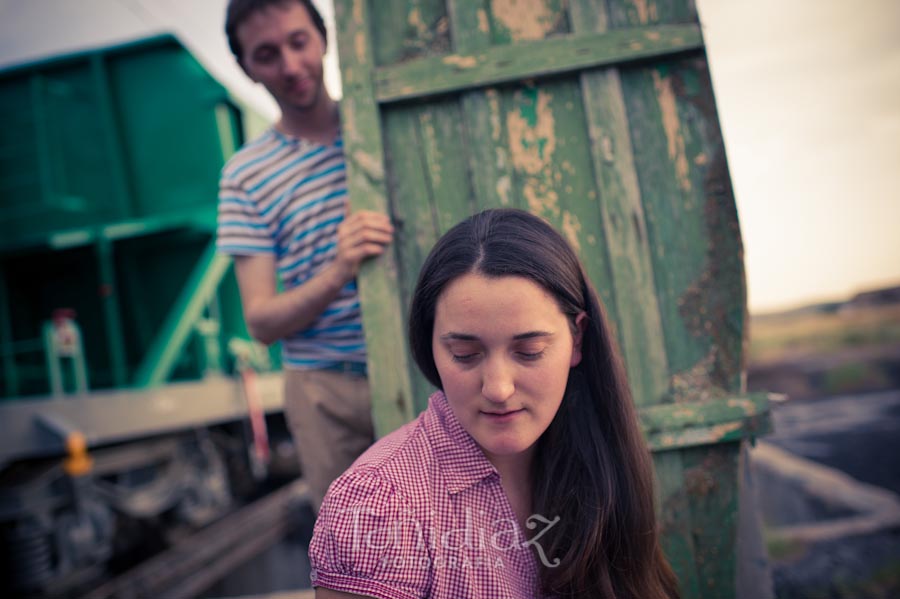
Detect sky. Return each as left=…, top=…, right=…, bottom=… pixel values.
left=1, top=0, right=898, bottom=314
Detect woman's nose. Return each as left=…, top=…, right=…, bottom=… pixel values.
left=481, top=357, right=515, bottom=403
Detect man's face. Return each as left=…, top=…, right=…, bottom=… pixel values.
left=237, top=2, right=327, bottom=113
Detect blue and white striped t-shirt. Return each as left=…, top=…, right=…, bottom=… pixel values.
left=217, top=128, right=365, bottom=370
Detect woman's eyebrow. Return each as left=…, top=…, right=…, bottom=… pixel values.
left=439, top=331, right=553, bottom=341
left=440, top=332, right=479, bottom=341
left=512, top=331, right=554, bottom=340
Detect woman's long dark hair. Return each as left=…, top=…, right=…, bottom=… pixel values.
left=408, top=209, right=679, bottom=598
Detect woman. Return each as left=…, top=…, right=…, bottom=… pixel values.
left=310, top=209, right=680, bottom=598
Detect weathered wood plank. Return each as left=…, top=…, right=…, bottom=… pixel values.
left=605, top=0, right=745, bottom=399
left=448, top=2, right=519, bottom=213
left=499, top=84, right=558, bottom=214
left=410, top=99, right=476, bottom=412
left=381, top=106, right=441, bottom=414
left=669, top=60, right=746, bottom=395
left=580, top=70, right=673, bottom=407
left=499, top=80, right=620, bottom=318
left=370, top=0, right=419, bottom=67
left=371, top=0, right=450, bottom=66
left=373, top=23, right=703, bottom=103
left=607, top=0, right=695, bottom=28
left=570, top=0, right=670, bottom=409
left=653, top=449, right=702, bottom=598
left=370, top=0, right=449, bottom=414
left=540, top=94, right=618, bottom=318
left=568, top=2, right=698, bottom=594
left=382, top=106, right=439, bottom=308
left=605, top=3, right=748, bottom=598
left=415, top=100, right=475, bottom=234
left=448, top=0, right=492, bottom=52
left=619, top=58, right=746, bottom=398
left=681, top=443, right=741, bottom=596
left=461, top=89, right=519, bottom=211
left=487, top=0, right=569, bottom=43
left=334, top=0, right=415, bottom=435
left=450, top=2, right=630, bottom=359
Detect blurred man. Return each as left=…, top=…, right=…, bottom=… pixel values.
left=217, top=0, right=393, bottom=510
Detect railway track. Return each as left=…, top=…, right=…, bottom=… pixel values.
left=82, top=479, right=311, bottom=599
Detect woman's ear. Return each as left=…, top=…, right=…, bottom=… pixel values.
left=571, top=312, right=587, bottom=367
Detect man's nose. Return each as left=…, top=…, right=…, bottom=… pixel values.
left=281, top=48, right=304, bottom=76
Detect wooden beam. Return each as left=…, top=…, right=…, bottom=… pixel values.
left=334, top=0, right=416, bottom=435
left=640, top=392, right=771, bottom=451
left=374, top=23, right=702, bottom=103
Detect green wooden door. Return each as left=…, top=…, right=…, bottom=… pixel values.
left=334, top=1, right=770, bottom=596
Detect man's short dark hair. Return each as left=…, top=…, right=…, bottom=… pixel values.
left=225, top=0, right=328, bottom=62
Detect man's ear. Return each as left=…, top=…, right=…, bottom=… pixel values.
left=570, top=312, right=587, bottom=368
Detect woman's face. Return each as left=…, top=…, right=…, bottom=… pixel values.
left=432, top=273, right=583, bottom=465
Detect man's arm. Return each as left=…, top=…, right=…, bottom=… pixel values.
left=235, top=209, right=393, bottom=345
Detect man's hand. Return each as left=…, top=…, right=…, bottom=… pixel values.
left=332, top=209, right=394, bottom=283
left=232, top=208, right=393, bottom=345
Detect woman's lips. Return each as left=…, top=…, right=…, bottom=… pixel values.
left=481, top=408, right=525, bottom=423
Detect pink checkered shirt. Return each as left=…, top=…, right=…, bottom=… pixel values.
left=309, top=391, right=546, bottom=598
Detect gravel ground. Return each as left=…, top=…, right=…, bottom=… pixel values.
left=762, top=390, right=900, bottom=598
left=772, top=529, right=900, bottom=599
left=765, top=390, right=900, bottom=495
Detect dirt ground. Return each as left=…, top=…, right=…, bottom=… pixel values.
left=759, top=390, right=900, bottom=598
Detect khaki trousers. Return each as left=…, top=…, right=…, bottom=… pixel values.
left=283, top=368, right=375, bottom=512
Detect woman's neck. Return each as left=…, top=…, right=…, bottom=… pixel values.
left=488, top=448, right=535, bottom=531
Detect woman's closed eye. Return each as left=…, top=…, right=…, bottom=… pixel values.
left=447, top=343, right=548, bottom=363
left=445, top=341, right=481, bottom=363
left=513, top=339, right=549, bottom=361
left=516, top=350, right=545, bottom=361
left=451, top=352, right=480, bottom=364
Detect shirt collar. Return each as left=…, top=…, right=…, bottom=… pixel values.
left=270, top=126, right=342, bottom=149
left=425, top=391, right=498, bottom=495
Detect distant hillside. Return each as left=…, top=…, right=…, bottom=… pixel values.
left=747, top=283, right=900, bottom=399
left=844, top=285, right=900, bottom=309
left=752, top=283, right=900, bottom=321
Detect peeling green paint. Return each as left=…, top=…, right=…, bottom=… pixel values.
left=335, top=1, right=760, bottom=596
left=373, top=24, right=704, bottom=103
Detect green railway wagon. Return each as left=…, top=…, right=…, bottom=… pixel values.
left=0, top=35, right=275, bottom=400
left=0, top=36, right=297, bottom=596
left=334, top=1, right=771, bottom=597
